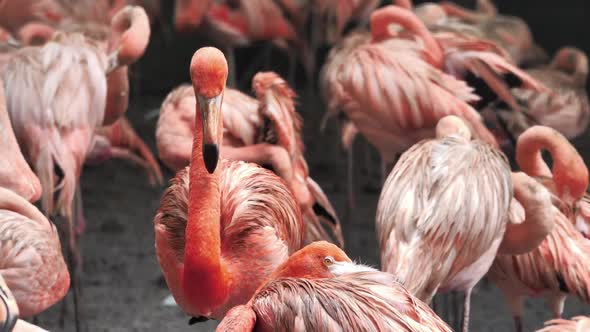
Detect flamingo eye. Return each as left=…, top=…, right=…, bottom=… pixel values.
left=323, top=256, right=335, bottom=266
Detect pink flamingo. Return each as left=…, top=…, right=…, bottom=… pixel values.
left=158, top=71, right=343, bottom=246
left=376, top=115, right=553, bottom=332
left=487, top=125, right=590, bottom=332
left=1, top=6, right=149, bottom=327
left=537, top=316, right=590, bottom=332
left=0, top=186, right=70, bottom=327
left=0, top=78, right=41, bottom=202
left=439, top=0, right=548, bottom=66
left=489, top=47, right=589, bottom=143
left=217, top=241, right=453, bottom=332
left=322, top=5, right=499, bottom=176
left=154, top=47, right=304, bottom=321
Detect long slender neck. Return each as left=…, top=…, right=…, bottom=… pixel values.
left=183, top=99, right=228, bottom=313
left=371, top=7, right=443, bottom=67
left=498, top=173, right=554, bottom=255
left=515, top=128, right=556, bottom=178
left=0, top=187, right=47, bottom=224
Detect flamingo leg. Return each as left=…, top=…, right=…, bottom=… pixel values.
left=346, top=143, right=355, bottom=211
left=461, top=289, right=472, bottom=332
left=74, top=184, right=86, bottom=235
left=0, top=275, right=18, bottom=332
left=507, top=295, right=524, bottom=332
left=548, top=293, right=567, bottom=319
left=225, top=46, right=237, bottom=88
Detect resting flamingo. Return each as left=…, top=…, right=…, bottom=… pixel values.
left=488, top=47, right=589, bottom=144
left=323, top=6, right=503, bottom=194
left=0, top=79, right=41, bottom=202
left=537, top=316, right=590, bottom=332
left=158, top=71, right=342, bottom=246
left=376, top=115, right=555, bottom=332
left=154, top=47, right=304, bottom=321
left=439, top=0, right=548, bottom=66
left=487, top=125, right=590, bottom=332
left=217, top=241, right=453, bottom=332
left=0, top=186, right=69, bottom=329
left=28, top=5, right=161, bottom=187
left=1, top=5, right=149, bottom=325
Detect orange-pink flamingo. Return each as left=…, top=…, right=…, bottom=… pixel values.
left=158, top=71, right=342, bottom=246
left=488, top=125, right=590, bottom=332
left=154, top=47, right=304, bottom=322
left=217, top=241, right=453, bottom=332
left=376, top=115, right=553, bottom=332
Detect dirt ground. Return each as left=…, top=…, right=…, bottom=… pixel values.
left=27, top=0, right=590, bottom=330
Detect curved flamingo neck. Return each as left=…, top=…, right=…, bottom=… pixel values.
left=371, top=6, right=443, bottom=67
left=183, top=97, right=228, bottom=314
left=0, top=187, right=47, bottom=225
left=516, top=126, right=588, bottom=201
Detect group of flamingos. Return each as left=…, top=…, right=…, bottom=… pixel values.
left=0, top=0, right=589, bottom=331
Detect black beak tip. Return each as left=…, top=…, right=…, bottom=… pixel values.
left=203, top=144, right=219, bottom=174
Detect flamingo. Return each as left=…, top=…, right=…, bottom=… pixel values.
left=488, top=47, right=589, bottom=144
left=0, top=77, right=41, bottom=202
left=487, top=125, right=590, bottom=332
left=157, top=71, right=342, bottom=246
left=537, top=316, right=590, bottom=332
left=23, top=6, right=161, bottom=188
left=0, top=273, right=52, bottom=332
left=439, top=0, right=548, bottom=66
left=0, top=186, right=70, bottom=327
left=217, top=241, right=453, bottom=332
left=376, top=115, right=553, bottom=332
left=154, top=47, right=304, bottom=321
left=1, top=5, right=149, bottom=327
left=322, top=5, right=499, bottom=180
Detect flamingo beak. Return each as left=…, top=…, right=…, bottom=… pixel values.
left=198, top=94, right=222, bottom=174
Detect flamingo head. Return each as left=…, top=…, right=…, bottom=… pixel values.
left=551, top=47, right=589, bottom=86
left=269, top=241, right=376, bottom=280
left=190, top=47, right=228, bottom=174
left=414, top=3, right=447, bottom=26
left=108, top=6, right=151, bottom=70
left=435, top=115, right=471, bottom=140
left=554, top=151, right=589, bottom=205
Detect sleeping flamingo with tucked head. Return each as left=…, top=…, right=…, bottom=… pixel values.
left=158, top=72, right=342, bottom=246
left=0, top=78, right=41, bottom=202
left=376, top=115, right=555, bottom=332
left=217, top=241, right=453, bottom=332
left=438, top=0, right=548, bottom=66
left=154, top=47, right=304, bottom=321
left=0, top=186, right=69, bottom=329
left=487, top=125, right=590, bottom=332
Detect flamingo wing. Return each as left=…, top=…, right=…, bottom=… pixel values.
left=245, top=271, right=452, bottom=332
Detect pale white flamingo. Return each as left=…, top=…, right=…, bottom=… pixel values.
left=487, top=125, right=590, bottom=332
left=376, top=115, right=552, bottom=332
left=537, top=316, right=590, bottom=332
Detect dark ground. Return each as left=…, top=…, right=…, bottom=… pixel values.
left=29, top=0, right=590, bottom=331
